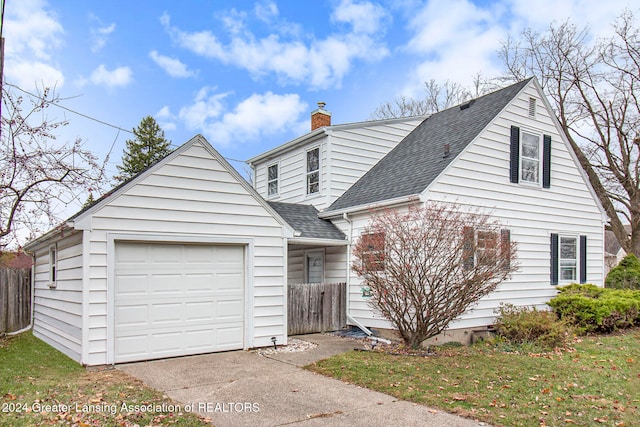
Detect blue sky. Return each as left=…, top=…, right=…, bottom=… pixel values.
left=2, top=0, right=635, bottom=182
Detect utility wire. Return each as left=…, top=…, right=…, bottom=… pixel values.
left=5, top=82, right=250, bottom=164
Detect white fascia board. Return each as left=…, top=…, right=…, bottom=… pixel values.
left=318, top=194, right=419, bottom=219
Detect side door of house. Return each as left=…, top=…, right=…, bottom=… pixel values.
left=305, top=251, right=324, bottom=283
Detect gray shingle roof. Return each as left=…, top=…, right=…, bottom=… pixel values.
left=325, top=78, right=533, bottom=213
left=268, top=201, right=346, bottom=240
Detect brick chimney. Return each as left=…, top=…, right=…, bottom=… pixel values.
left=311, top=102, right=331, bottom=130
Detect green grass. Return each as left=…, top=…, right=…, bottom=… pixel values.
left=309, top=329, right=640, bottom=426
left=0, top=332, right=211, bottom=426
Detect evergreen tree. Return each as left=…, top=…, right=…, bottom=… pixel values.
left=115, top=116, right=171, bottom=183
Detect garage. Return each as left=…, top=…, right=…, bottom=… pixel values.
left=114, top=241, right=245, bottom=363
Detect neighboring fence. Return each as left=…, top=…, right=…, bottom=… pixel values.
left=0, top=268, right=32, bottom=334
left=288, top=282, right=346, bottom=335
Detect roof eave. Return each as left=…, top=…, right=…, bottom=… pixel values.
left=319, top=194, right=420, bottom=219
left=287, top=237, right=349, bottom=246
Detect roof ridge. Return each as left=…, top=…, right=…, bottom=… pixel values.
left=325, top=78, right=533, bottom=213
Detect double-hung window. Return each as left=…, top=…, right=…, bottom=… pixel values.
left=267, top=163, right=278, bottom=196
left=551, top=233, right=587, bottom=285
left=520, top=132, right=541, bottom=184
left=360, top=232, right=386, bottom=271
left=559, top=236, right=577, bottom=281
left=306, top=147, right=320, bottom=195
left=476, top=230, right=498, bottom=266
left=510, top=126, right=552, bottom=188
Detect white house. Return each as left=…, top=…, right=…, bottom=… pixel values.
left=26, top=77, right=605, bottom=365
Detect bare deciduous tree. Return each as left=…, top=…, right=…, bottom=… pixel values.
left=352, top=202, right=518, bottom=348
left=1, top=84, right=106, bottom=248
left=371, top=75, right=495, bottom=119
left=499, top=10, right=640, bottom=255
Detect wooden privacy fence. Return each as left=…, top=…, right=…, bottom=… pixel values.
left=288, top=282, right=346, bottom=335
left=0, top=268, right=31, bottom=334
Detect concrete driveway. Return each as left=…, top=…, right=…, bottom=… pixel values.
left=118, top=334, right=486, bottom=427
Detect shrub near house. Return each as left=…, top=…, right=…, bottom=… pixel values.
left=548, top=284, right=640, bottom=333
left=605, top=253, right=640, bottom=290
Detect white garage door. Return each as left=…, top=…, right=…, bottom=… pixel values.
left=114, top=242, right=245, bottom=363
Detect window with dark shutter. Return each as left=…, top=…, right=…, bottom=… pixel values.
left=500, top=229, right=511, bottom=269
left=580, top=235, right=587, bottom=283
left=462, top=226, right=475, bottom=270
left=543, top=135, right=551, bottom=188
left=510, top=126, right=520, bottom=183
left=550, top=233, right=559, bottom=285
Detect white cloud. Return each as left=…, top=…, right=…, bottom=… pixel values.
left=397, top=0, right=639, bottom=98
left=149, top=51, right=197, bottom=78
left=90, top=16, right=116, bottom=53
left=331, top=0, right=390, bottom=34
left=3, top=0, right=65, bottom=89
left=89, top=65, right=133, bottom=87
left=254, top=1, right=279, bottom=23
left=179, top=89, right=307, bottom=146
left=6, top=61, right=65, bottom=90
left=161, top=2, right=390, bottom=89
left=155, top=106, right=177, bottom=131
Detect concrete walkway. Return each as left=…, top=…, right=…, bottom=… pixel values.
left=118, top=334, right=486, bottom=427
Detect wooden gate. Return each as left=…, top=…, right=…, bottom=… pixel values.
left=288, top=282, right=346, bottom=335
left=0, top=268, right=32, bottom=333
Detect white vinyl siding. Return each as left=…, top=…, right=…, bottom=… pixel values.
left=335, top=81, right=604, bottom=331
left=32, top=139, right=287, bottom=366
left=252, top=117, right=423, bottom=210
left=32, top=231, right=84, bottom=363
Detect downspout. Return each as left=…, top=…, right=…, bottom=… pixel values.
left=343, top=212, right=377, bottom=338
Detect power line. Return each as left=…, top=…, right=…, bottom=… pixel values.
left=5, top=82, right=134, bottom=134
left=4, top=82, right=250, bottom=165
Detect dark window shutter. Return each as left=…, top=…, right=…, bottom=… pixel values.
left=580, top=235, right=587, bottom=283
left=510, top=126, right=520, bottom=183
left=463, top=226, right=475, bottom=270
left=550, top=233, right=559, bottom=285
left=500, top=229, right=511, bottom=269
left=543, top=135, right=552, bottom=188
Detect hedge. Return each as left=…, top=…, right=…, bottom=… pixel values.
left=548, top=284, right=640, bottom=333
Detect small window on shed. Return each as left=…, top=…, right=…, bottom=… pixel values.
left=528, top=97, right=536, bottom=118
left=49, top=245, right=57, bottom=288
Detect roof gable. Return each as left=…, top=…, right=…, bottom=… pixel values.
left=27, top=135, right=294, bottom=249
left=325, top=79, right=532, bottom=213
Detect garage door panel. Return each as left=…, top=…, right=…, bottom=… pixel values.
left=115, top=305, right=148, bottom=326
left=114, top=242, right=245, bottom=363
left=115, top=275, right=148, bottom=295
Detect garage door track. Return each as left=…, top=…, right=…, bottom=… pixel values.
left=118, top=334, right=486, bottom=427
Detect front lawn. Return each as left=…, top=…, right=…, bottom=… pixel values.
left=0, top=332, right=210, bottom=426
left=310, top=329, right=640, bottom=426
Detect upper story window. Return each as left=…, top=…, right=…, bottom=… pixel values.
left=306, top=147, right=320, bottom=195
left=267, top=163, right=278, bottom=196
left=510, top=126, right=551, bottom=188
left=520, top=132, right=541, bottom=184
